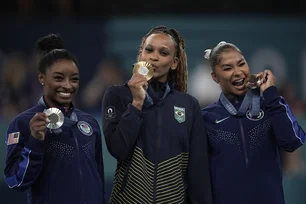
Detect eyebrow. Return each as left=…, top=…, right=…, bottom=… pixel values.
left=221, top=63, right=231, bottom=68
left=52, top=72, right=79, bottom=76
left=52, top=72, right=64, bottom=76
left=146, top=44, right=170, bottom=51
left=221, top=58, right=245, bottom=67
left=237, top=58, right=245, bottom=63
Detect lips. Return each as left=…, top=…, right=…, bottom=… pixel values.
left=232, top=78, right=245, bottom=86
left=151, top=64, right=158, bottom=70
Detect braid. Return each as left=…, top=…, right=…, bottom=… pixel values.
left=168, top=29, right=188, bottom=93
left=137, top=26, right=188, bottom=93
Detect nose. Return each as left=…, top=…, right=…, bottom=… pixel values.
left=62, top=79, right=73, bottom=90
left=149, top=51, right=158, bottom=61
left=233, top=66, right=244, bottom=77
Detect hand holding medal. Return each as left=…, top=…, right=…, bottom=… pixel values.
left=246, top=69, right=275, bottom=92
left=29, top=108, right=64, bottom=141
left=256, top=69, right=276, bottom=92
left=128, top=61, right=154, bottom=110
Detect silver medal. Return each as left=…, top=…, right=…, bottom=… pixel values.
left=44, top=107, right=64, bottom=129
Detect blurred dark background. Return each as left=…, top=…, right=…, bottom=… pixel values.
left=1, top=0, right=306, bottom=16
left=0, top=1, right=306, bottom=204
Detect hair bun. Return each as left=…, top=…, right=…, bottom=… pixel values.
left=35, top=33, right=64, bottom=55
left=204, top=49, right=212, bottom=59
left=216, top=41, right=227, bottom=47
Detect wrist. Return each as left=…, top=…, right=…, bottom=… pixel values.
left=132, top=100, right=144, bottom=110
left=31, top=133, right=45, bottom=141
left=27, top=136, right=44, bottom=152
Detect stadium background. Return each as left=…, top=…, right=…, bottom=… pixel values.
left=0, top=1, right=306, bottom=203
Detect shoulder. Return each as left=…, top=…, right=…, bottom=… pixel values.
left=103, top=84, right=133, bottom=108
left=171, top=90, right=200, bottom=105
left=75, top=109, right=98, bottom=124
left=201, top=101, right=219, bottom=115
left=7, top=105, right=42, bottom=131
left=105, top=84, right=130, bottom=96
left=10, top=105, right=42, bottom=124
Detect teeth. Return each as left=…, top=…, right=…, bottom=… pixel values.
left=58, top=92, right=71, bottom=96
left=234, top=79, right=244, bottom=83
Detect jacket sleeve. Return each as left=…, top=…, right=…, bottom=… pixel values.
left=263, top=86, right=305, bottom=152
left=186, top=98, right=213, bottom=204
left=94, top=119, right=105, bottom=202
left=101, top=86, right=145, bottom=161
left=4, top=117, right=44, bottom=192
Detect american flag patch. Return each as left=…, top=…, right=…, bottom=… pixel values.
left=7, top=132, right=20, bottom=145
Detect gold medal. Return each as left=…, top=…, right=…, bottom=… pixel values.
left=132, top=61, right=154, bottom=80
left=44, top=107, right=64, bottom=129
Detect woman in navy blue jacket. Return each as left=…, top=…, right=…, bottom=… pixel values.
left=4, top=34, right=105, bottom=204
left=202, top=41, right=305, bottom=204
left=102, top=25, right=212, bottom=204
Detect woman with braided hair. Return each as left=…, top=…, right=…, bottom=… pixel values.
left=102, top=25, right=212, bottom=204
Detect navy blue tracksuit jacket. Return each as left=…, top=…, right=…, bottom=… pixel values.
left=4, top=97, right=105, bottom=204
left=102, top=81, right=212, bottom=204
left=202, top=86, right=305, bottom=204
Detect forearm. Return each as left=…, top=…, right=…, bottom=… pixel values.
left=104, top=104, right=144, bottom=160
left=5, top=136, right=44, bottom=192
left=264, top=86, right=305, bottom=151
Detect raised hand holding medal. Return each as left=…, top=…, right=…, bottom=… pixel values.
left=29, top=108, right=64, bottom=141
left=128, top=61, right=154, bottom=110
left=246, top=69, right=275, bottom=92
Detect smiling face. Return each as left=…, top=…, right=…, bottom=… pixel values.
left=39, top=59, right=79, bottom=108
left=211, top=48, right=250, bottom=98
left=139, top=33, right=178, bottom=83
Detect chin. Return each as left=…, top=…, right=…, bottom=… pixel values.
left=152, top=72, right=159, bottom=78
left=57, top=99, right=72, bottom=106
left=233, top=89, right=247, bottom=96
left=153, top=73, right=168, bottom=82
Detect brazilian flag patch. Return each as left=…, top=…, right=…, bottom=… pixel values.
left=174, top=106, right=185, bottom=123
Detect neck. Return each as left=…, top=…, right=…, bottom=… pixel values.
left=150, top=80, right=167, bottom=91
left=63, top=106, right=70, bottom=112
left=223, top=92, right=246, bottom=102
left=150, top=78, right=167, bottom=83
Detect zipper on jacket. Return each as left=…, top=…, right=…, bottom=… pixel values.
left=73, top=132, right=86, bottom=204
left=239, top=119, right=249, bottom=167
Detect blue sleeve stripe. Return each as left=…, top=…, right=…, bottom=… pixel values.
left=279, top=98, right=305, bottom=144
left=5, top=147, right=32, bottom=188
